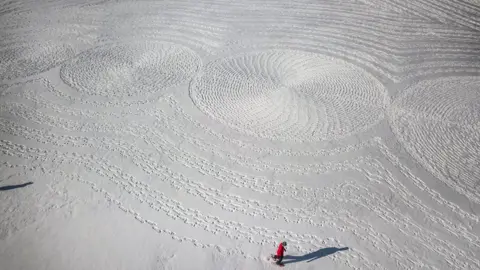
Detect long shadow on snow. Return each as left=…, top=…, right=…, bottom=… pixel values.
left=283, top=247, right=349, bottom=265
left=0, top=182, right=33, bottom=191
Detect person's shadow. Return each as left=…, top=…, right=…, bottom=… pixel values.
left=283, top=247, right=349, bottom=265
left=0, top=182, right=33, bottom=191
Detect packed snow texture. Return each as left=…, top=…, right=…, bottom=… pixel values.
left=0, top=0, right=479, bottom=269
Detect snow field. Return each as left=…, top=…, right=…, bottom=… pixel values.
left=1, top=0, right=480, bottom=269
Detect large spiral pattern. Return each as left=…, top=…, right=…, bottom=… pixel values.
left=190, top=50, right=387, bottom=141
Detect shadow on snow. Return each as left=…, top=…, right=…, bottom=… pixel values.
left=0, top=182, right=33, bottom=191
left=283, top=247, right=349, bottom=265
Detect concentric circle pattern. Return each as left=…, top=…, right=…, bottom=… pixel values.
left=190, top=50, right=387, bottom=141
left=60, top=42, right=200, bottom=99
left=390, top=77, right=480, bottom=201
left=0, top=42, right=74, bottom=81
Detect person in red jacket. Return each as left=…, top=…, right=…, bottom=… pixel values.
left=273, top=241, right=287, bottom=265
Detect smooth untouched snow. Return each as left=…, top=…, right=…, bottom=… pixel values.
left=0, top=0, right=479, bottom=269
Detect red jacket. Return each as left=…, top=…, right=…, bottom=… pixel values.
left=276, top=243, right=285, bottom=257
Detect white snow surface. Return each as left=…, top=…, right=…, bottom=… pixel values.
left=1, top=0, right=480, bottom=269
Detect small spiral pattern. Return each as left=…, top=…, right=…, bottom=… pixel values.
left=0, top=42, right=74, bottom=81
left=389, top=77, right=480, bottom=201
left=60, top=42, right=201, bottom=99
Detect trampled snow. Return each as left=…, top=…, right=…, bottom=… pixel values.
left=1, top=0, right=479, bottom=269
